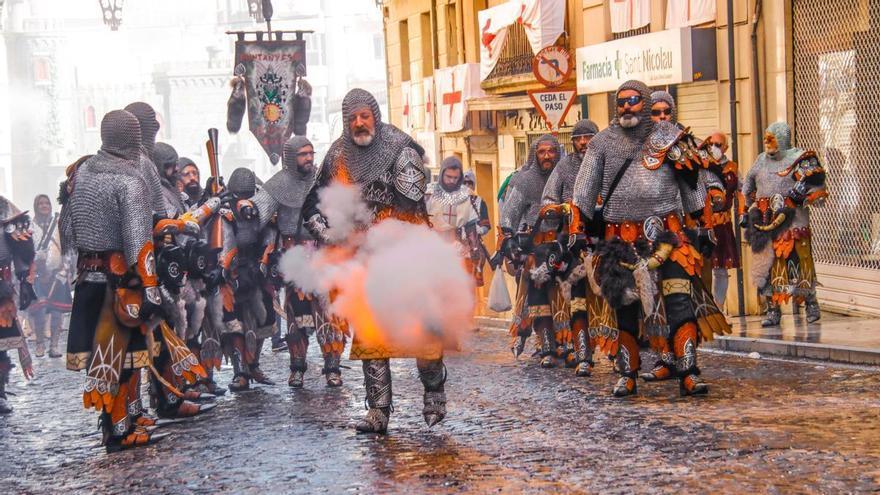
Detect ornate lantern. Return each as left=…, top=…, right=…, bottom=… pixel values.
left=98, top=0, right=124, bottom=31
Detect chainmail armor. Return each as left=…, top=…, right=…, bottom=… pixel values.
left=500, top=134, right=563, bottom=230
left=69, top=110, right=152, bottom=267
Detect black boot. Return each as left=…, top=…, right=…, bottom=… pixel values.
left=323, top=354, right=343, bottom=387
left=355, top=359, right=391, bottom=434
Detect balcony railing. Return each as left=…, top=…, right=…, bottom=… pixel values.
left=484, top=23, right=533, bottom=81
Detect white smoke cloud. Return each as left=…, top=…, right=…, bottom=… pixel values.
left=317, top=182, right=372, bottom=244
left=280, top=182, right=474, bottom=346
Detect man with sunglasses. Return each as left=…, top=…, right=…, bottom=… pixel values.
left=573, top=80, right=730, bottom=398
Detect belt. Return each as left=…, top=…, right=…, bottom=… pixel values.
left=605, top=212, right=683, bottom=243
left=755, top=196, right=796, bottom=212
left=77, top=251, right=127, bottom=276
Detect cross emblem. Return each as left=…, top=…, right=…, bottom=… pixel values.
left=442, top=205, right=457, bottom=226
left=481, top=19, right=496, bottom=55
left=442, top=72, right=462, bottom=121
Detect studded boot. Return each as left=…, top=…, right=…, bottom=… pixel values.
left=355, top=359, right=392, bottom=434
left=418, top=358, right=447, bottom=428
left=323, top=354, right=343, bottom=387
left=675, top=322, right=708, bottom=396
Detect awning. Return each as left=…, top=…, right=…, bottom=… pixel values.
left=466, top=94, right=533, bottom=112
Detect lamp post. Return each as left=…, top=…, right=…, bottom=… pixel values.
left=98, top=0, right=123, bottom=31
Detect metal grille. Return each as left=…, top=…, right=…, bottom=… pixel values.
left=485, top=23, right=533, bottom=80
left=793, top=0, right=880, bottom=270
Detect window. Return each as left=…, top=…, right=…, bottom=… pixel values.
left=304, top=32, right=326, bottom=66
left=399, top=20, right=411, bottom=82
left=420, top=12, right=434, bottom=77
left=445, top=3, right=459, bottom=66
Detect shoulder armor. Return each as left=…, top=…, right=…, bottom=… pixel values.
left=782, top=150, right=824, bottom=181
left=644, top=123, right=706, bottom=171
left=393, top=147, right=427, bottom=202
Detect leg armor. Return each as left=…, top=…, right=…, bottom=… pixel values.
left=323, top=354, right=343, bottom=388
left=355, top=359, right=392, bottom=434
left=572, top=315, right=594, bottom=377
left=762, top=299, right=782, bottom=327
left=674, top=322, right=708, bottom=396
left=534, top=317, right=556, bottom=368
left=226, top=334, right=251, bottom=392
left=0, top=352, right=11, bottom=414
left=612, top=330, right=640, bottom=397
left=417, top=358, right=447, bottom=428
left=249, top=338, right=275, bottom=385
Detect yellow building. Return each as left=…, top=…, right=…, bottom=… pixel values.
left=379, top=0, right=880, bottom=317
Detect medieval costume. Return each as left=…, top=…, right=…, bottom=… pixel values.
left=215, top=168, right=278, bottom=392
left=64, top=109, right=170, bottom=450
left=462, top=170, right=491, bottom=288
left=743, top=122, right=828, bottom=327
left=0, top=198, right=35, bottom=414
left=701, top=135, right=744, bottom=307
left=28, top=194, right=72, bottom=358
left=499, top=134, right=566, bottom=368
left=254, top=135, right=347, bottom=388
left=302, top=88, right=442, bottom=434
left=426, top=157, right=482, bottom=286
left=573, top=80, right=730, bottom=398
left=541, top=119, right=600, bottom=376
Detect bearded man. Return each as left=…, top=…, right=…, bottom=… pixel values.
left=573, top=80, right=729, bottom=398
left=426, top=157, right=481, bottom=285
left=743, top=122, right=827, bottom=327
left=302, top=88, right=444, bottom=435
left=499, top=134, right=565, bottom=368
left=152, top=143, right=187, bottom=218
left=179, top=157, right=203, bottom=208
left=254, top=135, right=347, bottom=388
left=541, top=119, right=599, bottom=376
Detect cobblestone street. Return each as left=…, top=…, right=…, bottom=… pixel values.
left=1, top=328, right=879, bottom=494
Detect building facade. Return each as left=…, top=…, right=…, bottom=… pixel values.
left=380, top=0, right=880, bottom=317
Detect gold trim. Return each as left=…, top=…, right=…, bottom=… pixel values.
left=662, top=278, right=691, bottom=296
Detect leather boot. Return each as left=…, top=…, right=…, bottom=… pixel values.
left=418, top=358, right=447, bottom=428
left=323, top=354, right=343, bottom=387
left=674, top=322, right=708, bottom=396
left=805, top=295, right=821, bottom=324
left=761, top=302, right=782, bottom=327
left=355, top=359, right=391, bottom=434
left=573, top=324, right=594, bottom=377
left=228, top=345, right=250, bottom=392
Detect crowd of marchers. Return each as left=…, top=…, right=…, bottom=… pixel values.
left=0, top=80, right=827, bottom=451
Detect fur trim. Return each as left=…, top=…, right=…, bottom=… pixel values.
left=750, top=244, right=775, bottom=290
left=596, top=239, right=639, bottom=309
left=226, top=76, right=246, bottom=134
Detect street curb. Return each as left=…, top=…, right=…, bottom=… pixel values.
left=473, top=316, right=880, bottom=366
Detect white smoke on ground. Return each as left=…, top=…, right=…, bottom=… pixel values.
left=280, top=183, right=475, bottom=345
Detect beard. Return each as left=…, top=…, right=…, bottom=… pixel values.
left=619, top=113, right=640, bottom=128
left=184, top=182, right=201, bottom=198
left=352, top=130, right=375, bottom=147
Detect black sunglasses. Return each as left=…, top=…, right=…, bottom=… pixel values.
left=651, top=108, right=672, bottom=116
left=616, top=95, right=642, bottom=107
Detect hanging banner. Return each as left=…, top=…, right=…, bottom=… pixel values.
left=477, top=0, right=565, bottom=81
left=435, top=63, right=486, bottom=133
left=527, top=88, right=577, bottom=130
left=234, top=39, right=307, bottom=164
left=610, top=0, right=651, bottom=34
left=401, top=80, right=413, bottom=133
left=665, top=0, right=716, bottom=29
left=423, top=76, right=435, bottom=131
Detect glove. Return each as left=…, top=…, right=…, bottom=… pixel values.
left=203, top=267, right=224, bottom=291
left=788, top=181, right=809, bottom=205
left=305, top=214, right=331, bottom=244
left=138, top=286, right=164, bottom=321
left=695, top=227, right=716, bottom=258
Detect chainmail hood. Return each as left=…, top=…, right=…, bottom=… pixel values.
left=326, top=88, right=419, bottom=184
left=650, top=90, right=676, bottom=122
left=124, top=102, right=160, bottom=155
left=611, top=80, right=654, bottom=140
left=152, top=142, right=179, bottom=173
left=525, top=134, right=563, bottom=177
left=463, top=170, right=476, bottom=186
left=571, top=119, right=599, bottom=138
left=439, top=156, right=464, bottom=192
left=766, top=122, right=792, bottom=158
left=282, top=135, right=313, bottom=171
left=99, top=109, right=142, bottom=161
left=228, top=167, right=256, bottom=198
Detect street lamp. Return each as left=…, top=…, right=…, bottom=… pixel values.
left=98, top=0, right=124, bottom=31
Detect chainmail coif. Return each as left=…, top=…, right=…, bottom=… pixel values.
left=501, top=134, right=562, bottom=229
left=282, top=136, right=313, bottom=171
left=650, top=90, right=676, bottom=122
left=571, top=119, right=599, bottom=138
left=228, top=167, right=257, bottom=198
left=124, top=102, right=160, bottom=155
left=100, top=109, right=142, bottom=161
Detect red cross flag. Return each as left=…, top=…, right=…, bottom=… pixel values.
left=435, top=63, right=485, bottom=133
left=423, top=76, right=435, bottom=131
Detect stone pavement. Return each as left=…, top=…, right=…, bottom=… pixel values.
left=1, top=328, right=879, bottom=493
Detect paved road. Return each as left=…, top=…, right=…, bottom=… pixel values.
left=1, top=328, right=879, bottom=494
